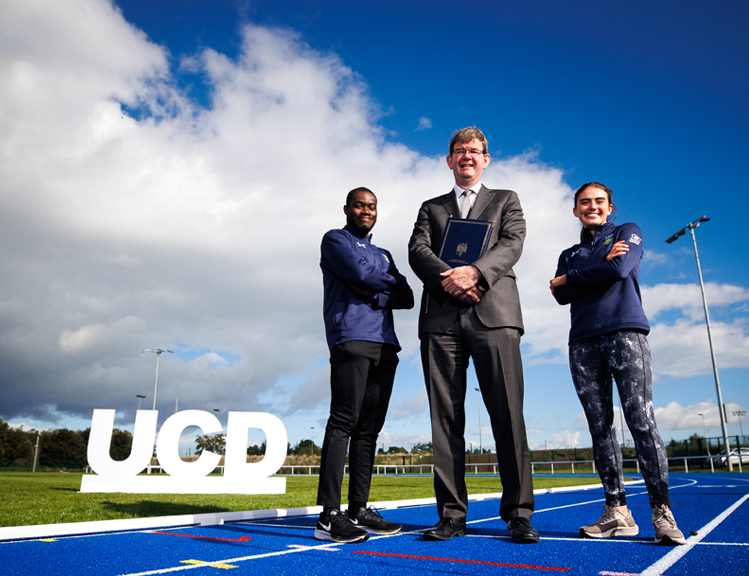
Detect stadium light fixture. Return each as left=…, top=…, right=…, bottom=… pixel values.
left=142, top=348, right=173, bottom=411
left=666, top=216, right=732, bottom=470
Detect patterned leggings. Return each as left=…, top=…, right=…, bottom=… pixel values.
left=569, top=330, right=670, bottom=508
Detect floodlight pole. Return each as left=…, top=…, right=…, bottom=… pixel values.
left=700, top=412, right=714, bottom=472
left=618, top=395, right=626, bottom=448
left=474, top=388, right=483, bottom=454
left=698, top=413, right=710, bottom=456
left=734, top=410, right=746, bottom=440
left=32, top=432, right=40, bottom=473
left=666, top=217, right=732, bottom=470
left=143, top=348, right=173, bottom=411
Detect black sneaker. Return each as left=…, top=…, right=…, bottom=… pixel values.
left=348, top=506, right=403, bottom=535
left=314, top=509, right=369, bottom=543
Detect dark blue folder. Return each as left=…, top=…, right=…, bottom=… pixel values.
left=437, top=218, right=494, bottom=267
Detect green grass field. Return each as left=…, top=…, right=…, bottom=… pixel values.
left=0, top=471, right=600, bottom=528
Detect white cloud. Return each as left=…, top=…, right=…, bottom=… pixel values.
left=504, top=152, right=580, bottom=360
left=654, top=401, right=744, bottom=432
left=416, top=116, right=432, bottom=131
left=390, top=389, right=428, bottom=420
left=285, top=368, right=331, bottom=416
left=8, top=422, right=47, bottom=433
left=642, top=282, right=749, bottom=322
left=640, top=282, right=749, bottom=378
left=649, top=318, right=749, bottom=378
left=551, top=430, right=582, bottom=449
left=58, top=316, right=147, bottom=354
left=641, top=249, right=671, bottom=266
left=377, top=431, right=433, bottom=452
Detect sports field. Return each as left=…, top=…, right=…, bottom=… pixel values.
left=0, top=472, right=597, bottom=527
left=1, top=472, right=747, bottom=575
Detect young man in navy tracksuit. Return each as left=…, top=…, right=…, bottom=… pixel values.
left=315, top=187, right=414, bottom=543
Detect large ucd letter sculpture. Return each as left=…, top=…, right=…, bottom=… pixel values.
left=80, top=410, right=287, bottom=494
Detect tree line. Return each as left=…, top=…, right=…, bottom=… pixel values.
left=0, top=419, right=293, bottom=468
left=1, top=418, right=445, bottom=470
left=0, top=418, right=133, bottom=468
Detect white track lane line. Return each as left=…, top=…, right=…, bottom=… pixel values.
left=639, top=493, right=749, bottom=576
left=465, top=478, right=697, bottom=525
left=116, top=477, right=712, bottom=576
left=118, top=530, right=407, bottom=575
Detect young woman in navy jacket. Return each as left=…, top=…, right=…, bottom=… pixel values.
left=550, top=182, right=685, bottom=546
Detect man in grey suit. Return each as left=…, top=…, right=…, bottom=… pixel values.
left=408, top=127, right=538, bottom=543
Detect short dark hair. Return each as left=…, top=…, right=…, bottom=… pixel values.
left=346, top=186, right=375, bottom=206
left=449, top=127, right=488, bottom=155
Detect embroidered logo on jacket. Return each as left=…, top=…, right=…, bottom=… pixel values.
left=381, top=253, right=390, bottom=263
left=603, top=235, right=613, bottom=245
left=629, top=234, right=642, bottom=245
left=357, top=242, right=367, bottom=249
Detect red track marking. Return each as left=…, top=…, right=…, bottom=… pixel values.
left=352, top=551, right=570, bottom=571
left=152, top=531, right=251, bottom=543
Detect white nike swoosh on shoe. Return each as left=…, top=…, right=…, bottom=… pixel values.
left=319, top=522, right=331, bottom=531
left=350, top=519, right=358, bottom=525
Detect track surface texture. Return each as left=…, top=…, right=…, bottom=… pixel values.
left=2, top=473, right=747, bottom=575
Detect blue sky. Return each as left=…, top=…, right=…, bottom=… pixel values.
left=1, top=0, right=748, bottom=455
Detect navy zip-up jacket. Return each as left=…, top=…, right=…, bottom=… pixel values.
left=321, top=225, right=414, bottom=352
left=553, top=221, right=650, bottom=344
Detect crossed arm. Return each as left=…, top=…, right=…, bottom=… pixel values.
left=549, top=240, right=630, bottom=297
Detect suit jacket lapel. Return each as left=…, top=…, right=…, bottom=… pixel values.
left=469, top=185, right=493, bottom=219
left=439, top=190, right=460, bottom=219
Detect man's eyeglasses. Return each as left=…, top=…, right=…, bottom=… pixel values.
left=452, top=148, right=485, bottom=157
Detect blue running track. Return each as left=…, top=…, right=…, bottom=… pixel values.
left=1, top=473, right=747, bottom=575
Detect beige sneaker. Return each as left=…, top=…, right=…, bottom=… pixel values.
left=580, top=506, right=639, bottom=538
left=652, top=505, right=686, bottom=545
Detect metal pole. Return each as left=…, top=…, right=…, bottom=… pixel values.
left=152, top=352, right=160, bottom=410
left=32, top=432, right=40, bottom=473
left=700, top=412, right=714, bottom=472
left=688, top=226, right=732, bottom=471
left=618, top=395, right=626, bottom=449
left=667, top=218, right=732, bottom=471
left=143, top=348, right=172, bottom=411
left=475, top=388, right=483, bottom=454
left=699, top=413, right=710, bottom=456
left=734, top=410, right=746, bottom=441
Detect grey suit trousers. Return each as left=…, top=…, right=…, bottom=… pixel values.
left=421, top=307, right=535, bottom=523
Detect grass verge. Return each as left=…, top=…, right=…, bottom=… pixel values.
left=0, top=471, right=599, bottom=528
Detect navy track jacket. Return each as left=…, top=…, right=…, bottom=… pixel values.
left=320, top=225, right=414, bottom=352
left=553, top=221, right=650, bottom=344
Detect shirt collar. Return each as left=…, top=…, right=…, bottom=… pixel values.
left=343, top=224, right=372, bottom=241
left=454, top=182, right=483, bottom=196
left=582, top=220, right=615, bottom=242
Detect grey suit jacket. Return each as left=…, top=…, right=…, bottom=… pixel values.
left=408, top=185, right=526, bottom=336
